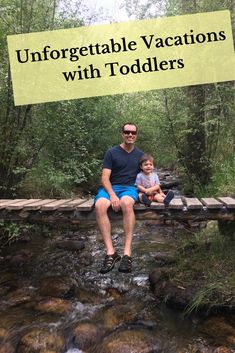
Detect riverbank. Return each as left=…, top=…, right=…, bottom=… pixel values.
left=149, top=221, right=235, bottom=315
left=149, top=220, right=235, bottom=352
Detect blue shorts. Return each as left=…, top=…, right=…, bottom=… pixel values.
left=94, top=185, right=138, bottom=203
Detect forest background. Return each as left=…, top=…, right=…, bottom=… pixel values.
left=0, top=0, right=234, bottom=199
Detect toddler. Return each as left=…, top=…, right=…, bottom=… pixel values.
left=135, top=154, right=174, bottom=206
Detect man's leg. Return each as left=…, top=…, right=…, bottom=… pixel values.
left=120, top=196, right=135, bottom=256
left=95, top=198, right=121, bottom=274
left=95, top=198, right=114, bottom=255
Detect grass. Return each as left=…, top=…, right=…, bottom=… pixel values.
left=172, top=222, right=235, bottom=313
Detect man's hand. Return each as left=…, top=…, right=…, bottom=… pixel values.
left=101, top=169, right=120, bottom=212
left=110, top=194, right=121, bottom=212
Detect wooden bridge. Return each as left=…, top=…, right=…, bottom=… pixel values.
left=0, top=197, right=235, bottom=226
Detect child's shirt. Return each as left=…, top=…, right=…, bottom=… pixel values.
left=135, top=171, right=160, bottom=189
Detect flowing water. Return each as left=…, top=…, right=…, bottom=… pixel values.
left=0, top=220, right=234, bottom=353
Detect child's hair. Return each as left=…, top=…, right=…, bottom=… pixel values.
left=139, top=154, right=154, bottom=166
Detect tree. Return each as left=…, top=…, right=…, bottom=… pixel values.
left=122, top=0, right=234, bottom=193
left=0, top=0, right=93, bottom=197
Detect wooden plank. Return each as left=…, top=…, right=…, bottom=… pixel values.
left=149, top=202, right=165, bottom=210
left=0, top=200, right=13, bottom=208
left=75, top=199, right=94, bottom=211
left=58, top=198, right=87, bottom=211
left=23, top=199, right=57, bottom=210
left=217, top=197, right=235, bottom=209
left=183, top=197, right=203, bottom=209
left=41, top=199, right=72, bottom=211
left=134, top=203, right=148, bottom=210
left=168, top=198, right=184, bottom=209
left=4, top=199, right=28, bottom=210
left=6, top=199, right=41, bottom=210
left=0, top=199, right=25, bottom=209
left=134, top=198, right=184, bottom=210
left=200, top=198, right=223, bottom=209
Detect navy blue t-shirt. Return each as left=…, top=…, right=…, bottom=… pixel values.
left=103, top=146, right=144, bottom=186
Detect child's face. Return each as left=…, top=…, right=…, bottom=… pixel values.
left=141, top=160, right=154, bottom=174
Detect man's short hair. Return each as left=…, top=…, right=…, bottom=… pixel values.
left=121, top=122, right=138, bottom=132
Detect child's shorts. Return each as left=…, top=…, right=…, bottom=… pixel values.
left=147, top=194, right=155, bottom=201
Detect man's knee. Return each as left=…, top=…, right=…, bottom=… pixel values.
left=95, top=198, right=110, bottom=215
left=120, top=197, right=135, bottom=212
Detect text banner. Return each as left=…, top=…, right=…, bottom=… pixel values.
left=7, top=10, right=235, bottom=106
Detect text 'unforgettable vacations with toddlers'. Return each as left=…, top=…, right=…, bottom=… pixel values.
left=7, top=10, right=235, bottom=105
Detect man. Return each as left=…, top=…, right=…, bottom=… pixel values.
left=95, top=122, right=144, bottom=274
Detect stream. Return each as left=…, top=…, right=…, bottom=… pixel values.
left=1, top=217, right=234, bottom=353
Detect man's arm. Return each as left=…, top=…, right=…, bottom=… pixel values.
left=101, top=168, right=121, bottom=212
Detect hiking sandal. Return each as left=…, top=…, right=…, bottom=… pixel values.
left=118, top=255, right=132, bottom=273
left=100, top=252, right=121, bottom=274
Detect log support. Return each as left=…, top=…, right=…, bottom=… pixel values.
left=0, top=208, right=234, bottom=225
left=0, top=198, right=234, bottom=234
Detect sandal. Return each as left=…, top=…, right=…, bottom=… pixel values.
left=100, top=252, right=121, bottom=274
left=118, top=255, right=132, bottom=273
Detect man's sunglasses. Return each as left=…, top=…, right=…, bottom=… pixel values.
left=123, top=130, right=137, bottom=135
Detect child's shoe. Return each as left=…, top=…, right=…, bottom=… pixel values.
left=164, top=190, right=174, bottom=206
left=142, top=193, right=152, bottom=207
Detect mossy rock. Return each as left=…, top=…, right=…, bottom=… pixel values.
left=94, top=328, right=164, bottom=353
left=17, top=329, right=65, bottom=353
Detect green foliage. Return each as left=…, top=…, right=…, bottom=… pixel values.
left=0, top=0, right=234, bottom=197
left=122, top=1, right=234, bottom=194
left=0, top=222, right=33, bottom=246
left=174, top=223, right=235, bottom=313
left=0, top=0, right=103, bottom=197
left=185, top=283, right=226, bottom=315
left=0, top=222, right=20, bottom=245
left=218, top=219, right=235, bottom=239
left=201, top=156, right=235, bottom=196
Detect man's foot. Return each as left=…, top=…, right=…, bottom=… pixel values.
left=164, top=190, right=174, bottom=206
left=100, top=252, right=121, bottom=274
left=141, top=193, right=152, bottom=207
left=118, top=255, right=132, bottom=273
